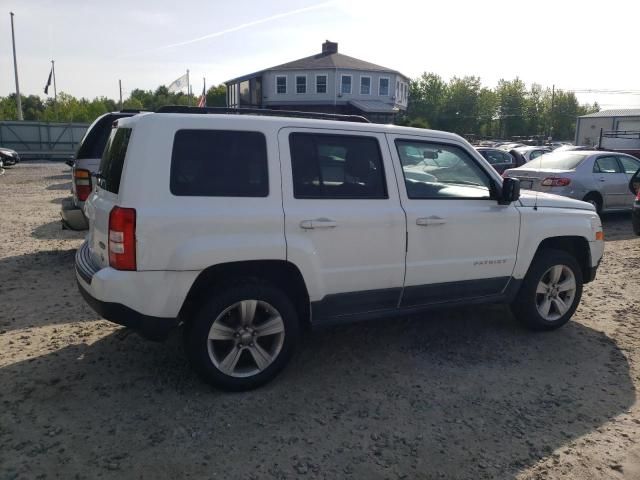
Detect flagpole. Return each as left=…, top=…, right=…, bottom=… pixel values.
left=203, top=77, right=206, bottom=107
left=9, top=12, right=23, bottom=121
left=119, top=79, right=123, bottom=110
left=51, top=59, right=58, bottom=121
left=186, top=69, right=190, bottom=106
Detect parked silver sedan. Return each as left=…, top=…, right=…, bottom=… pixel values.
left=503, top=150, right=640, bottom=213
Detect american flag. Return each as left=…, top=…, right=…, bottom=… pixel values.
left=197, top=83, right=206, bottom=108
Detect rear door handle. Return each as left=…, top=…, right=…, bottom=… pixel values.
left=300, top=218, right=337, bottom=229
left=598, top=178, right=606, bottom=182
left=416, top=216, right=446, bottom=226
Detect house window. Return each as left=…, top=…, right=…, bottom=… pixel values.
left=341, top=75, right=352, bottom=94
left=276, top=76, right=287, bottom=94
left=360, top=76, right=371, bottom=95
left=379, top=78, right=389, bottom=96
left=296, top=75, right=306, bottom=94
left=396, top=81, right=399, bottom=99
left=316, top=75, right=327, bottom=94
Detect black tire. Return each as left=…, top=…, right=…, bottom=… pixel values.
left=511, top=249, right=583, bottom=331
left=184, top=282, right=299, bottom=391
left=583, top=193, right=602, bottom=215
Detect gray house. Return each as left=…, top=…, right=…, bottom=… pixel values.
left=225, top=41, right=410, bottom=123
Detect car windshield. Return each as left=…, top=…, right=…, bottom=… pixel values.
left=527, top=152, right=586, bottom=170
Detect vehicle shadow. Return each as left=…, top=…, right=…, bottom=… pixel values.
left=49, top=197, right=67, bottom=205
left=0, top=304, right=633, bottom=479
left=45, top=181, right=71, bottom=191
left=601, top=211, right=635, bottom=241
left=44, top=174, right=70, bottom=181
left=31, top=222, right=85, bottom=240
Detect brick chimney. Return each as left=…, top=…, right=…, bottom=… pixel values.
left=322, top=40, right=338, bottom=55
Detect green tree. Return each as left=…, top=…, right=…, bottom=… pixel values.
left=206, top=84, right=227, bottom=107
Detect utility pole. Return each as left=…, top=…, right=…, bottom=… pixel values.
left=119, top=79, right=123, bottom=110
left=549, top=84, right=555, bottom=141
left=51, top=60, right=58, bottom=121
left=9, top=12, right=24, bottom=121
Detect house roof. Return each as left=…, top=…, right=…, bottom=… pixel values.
left=579, top=108, right=640, bottom=118
left=226, top=42, right=407, bottom=84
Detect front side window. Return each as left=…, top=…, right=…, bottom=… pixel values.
left=296, top=75, right=306, bottom=94
left=618, top=155, right=640, bottom=174
left=593, top=156, right=622, bottom=174
left=98, top=127, right=132, bottom=194
left=316, top=75, right=327, bottom=93
left=290, top=133, right=387, bottom=199
left=379, top=78, right=389, bottom=96
left=396, top=140, right=492, bottom=199
left=276, top=76, right=287, bottom=94
left=341, top=75, right=352, bottom=94
left=170, top=130, right=268, bottom=197
left=360, top=76, right=371, bottom=95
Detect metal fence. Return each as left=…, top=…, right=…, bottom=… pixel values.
left=0, top=121, right=89, bottom=159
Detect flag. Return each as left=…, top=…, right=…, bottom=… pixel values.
left=167, top=73, right=188, bottom=93
left=197, top=84, right=206, bottom=107
left=44, top=66, right=53, bottom=94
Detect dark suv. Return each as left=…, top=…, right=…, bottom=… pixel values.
left=61, top=110, right=141, bottom=230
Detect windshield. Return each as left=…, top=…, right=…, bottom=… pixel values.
left=527, top=152, right=587, bottom=170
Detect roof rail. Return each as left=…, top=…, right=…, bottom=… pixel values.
left=154, top=105, right=370, bottom=123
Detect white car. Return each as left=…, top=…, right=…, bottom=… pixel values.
left=514, top=146, right=552, bottom=162
left=76, top=109, right=604, bottom=390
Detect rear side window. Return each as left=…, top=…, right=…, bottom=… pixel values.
left=593, top=156, right=621, bottom=174
left=170, top=130, right=268, bottom=197
left=98, top=127, right=132, bottom=194
left=289, top=133, right=387, bottom=199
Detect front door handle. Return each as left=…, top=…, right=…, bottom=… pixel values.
left=598, top=178, right=606, bottom=182
left=416, top=216, right=446, bottom=226
left=300, top=218, right=337, bottom=229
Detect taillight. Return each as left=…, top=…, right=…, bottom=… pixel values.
left=636, top=191, right=640, bottom=201
left=74, top=168, right=92, bottom=201
left=541, top=177, right=571, bottom=187
left=108, top=207, right=136, bottom=271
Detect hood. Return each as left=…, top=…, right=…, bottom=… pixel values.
left=518, top=190, right=595, bottom=211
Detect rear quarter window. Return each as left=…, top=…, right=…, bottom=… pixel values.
left=97, top=127, right=132, bottom=194
left=170, top=130, right=268, bottom=197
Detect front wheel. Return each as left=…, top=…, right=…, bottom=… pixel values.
left=184, top=283, right=300, bottom=391
left=511, top=249, right=583, bottom=331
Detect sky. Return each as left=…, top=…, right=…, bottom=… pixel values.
left=1, top=0, right=640, bottom=109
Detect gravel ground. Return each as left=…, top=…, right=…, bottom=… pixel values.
left=1, top=161, right=639, bottom=480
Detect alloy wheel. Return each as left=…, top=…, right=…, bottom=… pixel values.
left=535, top=264, right=577, bottom=321
left=207, top=300, right=285, bottom=378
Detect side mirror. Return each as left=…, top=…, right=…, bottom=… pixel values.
left=498, top=177, right=520, bottom=205
left=629, top=168, right=640, bottom=195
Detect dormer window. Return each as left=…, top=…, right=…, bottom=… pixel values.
left=296, top=75, right=307, bottom=94
left=316, top=75, right=327, bottom=93
left=276, top=76, right=287, bottom=94
left=360, top=76, right=371, bottom=95
left=341, top=75, right=352, bottom=94
left=379, top=78, right=389, bottom=96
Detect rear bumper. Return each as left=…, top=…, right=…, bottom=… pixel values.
left=60, top=197, right=89, bottom=230
left=77, top=279, right=179, bottom=340
left=75, top=241, right=196, bottom=339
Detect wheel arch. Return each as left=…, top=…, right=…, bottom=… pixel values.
left=179, top=260, right=311, bottom=328
left=582, top=191, right=603, bottom=210
left=534, top=236, right=592, bottom=283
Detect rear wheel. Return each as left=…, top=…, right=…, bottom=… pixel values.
left=511, top=249, right=583, bottom=331
left=184, top=283, right=299, bottom=391
left=583, top=193, right=602, bottom=214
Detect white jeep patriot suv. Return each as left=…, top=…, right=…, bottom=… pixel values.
left=76, top=108, right=604, bottom=391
